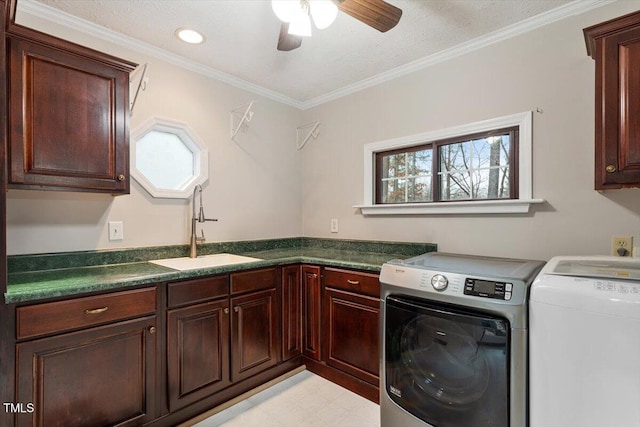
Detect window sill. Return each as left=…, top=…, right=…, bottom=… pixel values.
left=354, top=199, right=545, bottom=216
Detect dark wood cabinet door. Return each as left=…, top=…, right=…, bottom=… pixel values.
left=281, top=266, right=302, bottom=361
left=167, top=300, right=230, bottom=412
left=7, top=34, right=134, bottom=193
left=323, top=287, right=380, bottom=385
left=231, top=288, right=279, bottom=382
left=585, top=11, right=640, bottom=189
left=302, top=265, right=322, bottom=360
left=16, top=316, right=157, bottom=427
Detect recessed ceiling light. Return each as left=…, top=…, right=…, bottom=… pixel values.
left=175, top=28, right=205, bottom=44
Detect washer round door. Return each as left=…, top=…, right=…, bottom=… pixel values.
left=384, top=295, right=509, bottom=427
left=401, top=315, right=490, bottom=406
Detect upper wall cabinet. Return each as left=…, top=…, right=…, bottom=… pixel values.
left=6, top=25, right=137, bottom=193
left=584, top=11, right=640, bottom=190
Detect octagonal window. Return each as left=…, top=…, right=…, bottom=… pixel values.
left=131, top=117, right=209, bottom=198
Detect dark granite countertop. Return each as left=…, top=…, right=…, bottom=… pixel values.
left=6, top=238, right=436, bottom=304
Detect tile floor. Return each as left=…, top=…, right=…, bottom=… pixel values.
left=191, top=370, right=380, bottom=427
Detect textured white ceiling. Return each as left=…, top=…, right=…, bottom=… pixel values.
left=22, top=0, right=585, bottom=106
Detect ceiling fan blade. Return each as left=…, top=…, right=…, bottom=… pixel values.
left=337, top=0, right=402, bottom=32
left=277, top=22, right=303, bottom=51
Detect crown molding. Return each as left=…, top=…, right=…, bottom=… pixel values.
left=299, top=0, right=615, bottom=109
left=17, top=0, right=305, bottom=109
left=19, top=0, right=614, bottom=111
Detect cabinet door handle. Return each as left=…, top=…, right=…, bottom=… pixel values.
left=84, top=307, right=109, bottom=315
left=234, top=306, right=239, bottom=313
left=117, top=174, right=126, bottom=181
left=148, top=326, right=156, bottom=334
left=224, top=308, right=229, bottom=314
left=606, top=164, right=617, bottom=173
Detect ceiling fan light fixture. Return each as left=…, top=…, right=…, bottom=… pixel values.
left=287, top=4, right=312, bottom=37
left=271, top=0, right=297, bottom=23
left=309, top=0, right=338, bottom=30
left=175, top=28, right=205, bottom=44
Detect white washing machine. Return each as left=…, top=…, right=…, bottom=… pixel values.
left=529, top=256, right=640, bottom=427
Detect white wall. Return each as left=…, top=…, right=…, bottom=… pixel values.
left=300, top=1, right=640, bottom=261
left=6, top=15, right=303, bottom=255
left=7, top=2, right=640, bottom=260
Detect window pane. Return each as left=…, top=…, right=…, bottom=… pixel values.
left=409, top=177, right=432, bottom=202
left=378, top=147, right=432, bottom=203
left=381, top=178, right=406, bottom=203
left=408, top=149, right=432, bottom=176
left=137, top=131, right=195, bottom=190
left=439, top=133, right=511, bottom=200
left=383, top=153, right=406, bottom=178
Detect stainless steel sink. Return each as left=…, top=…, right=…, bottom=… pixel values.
left=149, top=253, right=262, bottom=271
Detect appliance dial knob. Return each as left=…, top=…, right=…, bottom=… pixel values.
left=431, top=274, right=448, bottom=291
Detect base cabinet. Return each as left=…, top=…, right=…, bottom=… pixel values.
left=323, top=287, right=380, bottom=385
left=302, top=265, right=321, bottom=360
left=8, top=264, right=382, bottom=426
left=299, top=266, right=381, bottom=402
left=167, top=299, right=230, bottom=412
left=231, top=287, right=279, bottom=382
left=281, top=266, right=302, bottom=361
left=303, top=267, right=381, bottom=402
left=16, top=316, right=157, bottom=427
left=162, top=269, right=283, bottom=425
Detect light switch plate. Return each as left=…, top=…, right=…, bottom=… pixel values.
left=109, top=221, right=124, bottom=241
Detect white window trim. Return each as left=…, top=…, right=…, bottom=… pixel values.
left=354, top=111, right=544, bottom=215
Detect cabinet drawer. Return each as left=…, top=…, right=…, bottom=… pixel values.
left=168, top=275, right=229, bottom=308
left=324, top=268, right=380, bottom=297
left=231, top=268, right=277, bottom=294
left=17, top=287, right=157, bottom=340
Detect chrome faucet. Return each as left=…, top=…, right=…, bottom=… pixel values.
left=189, top=184, right=217, bottom=258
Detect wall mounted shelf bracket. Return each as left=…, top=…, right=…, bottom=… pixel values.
left=129, top=62, right=149, bottom=114
left=296, top=121, right=321, bottom=150
left=230, top=101, right=256, bottom=141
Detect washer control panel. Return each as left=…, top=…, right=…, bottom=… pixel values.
left=379, top=255, right=538, bottom=308
left=464, top=278, right=513, bottom=301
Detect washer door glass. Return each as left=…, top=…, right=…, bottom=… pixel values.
left=385, top=295, right=509, bottom=427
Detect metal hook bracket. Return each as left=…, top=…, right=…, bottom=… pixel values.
left=230, top=101, right=256, bottom=141
left=296, top=121, right=321, bottom=150
left=129, top=63, right=149, bottom=114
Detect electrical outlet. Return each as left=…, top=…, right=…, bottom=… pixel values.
left=330, top=219, right=339, bottom=233
left=109, top=221, right=124, bottom=241
left=611, top=235, right=633, bottom=257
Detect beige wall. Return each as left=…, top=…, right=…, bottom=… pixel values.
left=7, top=2, right=640, bottom=260
left=6, top=15, right=303, bottom=255
left=300, top=1, right=640, bottom=260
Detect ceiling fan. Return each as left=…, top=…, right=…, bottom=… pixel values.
left=273, top=0, right=402, bottom=51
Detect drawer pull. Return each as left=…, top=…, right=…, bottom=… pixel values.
left=347, top=280, right=360, bottom=286
left=148, top=326, right=157, bottom=334
left=224, top=308, right=229, bottom=314
left=84, top=307, right=109, bottom=315
left=234, top=306, right=240, bottom=313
